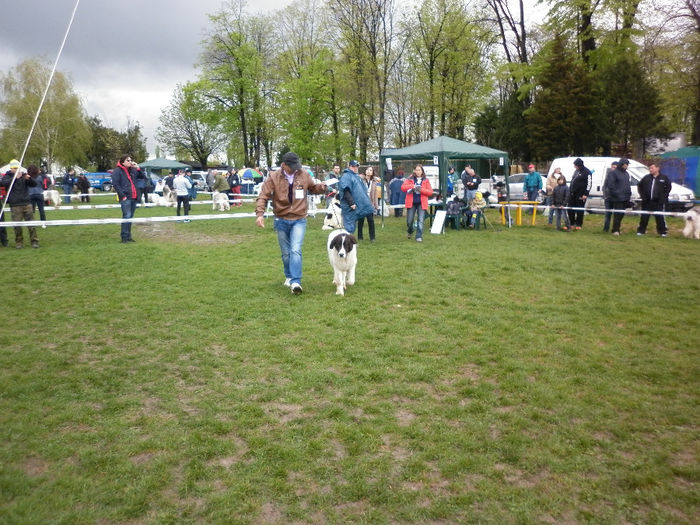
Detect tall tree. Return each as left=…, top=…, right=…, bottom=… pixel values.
left=86, top=117, right=147, bottom=171
left=0, top=58, right=90, bottom=169
left=525, top=35, right=603, bottom=159
left=156, top=82, right=226, bottom=169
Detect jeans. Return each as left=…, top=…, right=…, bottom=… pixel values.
left=544, top=195, right=554, bottom=223
left=553, top=207, right=570, bottom=230
left=62, top=186, right=72, bottom=204
left=177, top=195, right=190, bottom=216
left=30, top=193, right=46, bottom=221
left=357, top=214, right=375, bottom=240
left=603, top=199, right=612, bottom=231
left=120, top=198, right=138, bottom=240
left=526, top=189, right=538, bottom=213
left=406, top=205, right=425, bottom=239
left=466, top=189, right=477, bottom=203
left=274, top=217, right=306, bottom=285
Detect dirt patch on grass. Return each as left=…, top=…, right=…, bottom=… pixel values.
left=21, top=456, right=49, bottom=477
left=264, top=402, right=305, bottom=424
left=137, top=222, right=252, bottom=246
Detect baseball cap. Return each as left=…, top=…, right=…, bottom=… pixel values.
left=349, top=160, right=360, bottom=167
left=281, top=152, right=302, bottom=171
left=528, top=164, right=535, bottom=169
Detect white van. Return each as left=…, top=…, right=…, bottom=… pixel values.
left=547, top=157, right=695, bottom=212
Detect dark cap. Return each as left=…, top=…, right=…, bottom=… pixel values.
left=618, top=158, right=630, bottom=166
left=185, top=167, right=192, bottom=173
left=573, top=158, right=584, bottom=167
left=281, top=152, right=302, bottom=171
left=349, top=160, right=360, bottom=167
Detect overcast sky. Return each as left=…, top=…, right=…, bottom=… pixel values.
left=1, top=0, right=549, bottom=159
left=0, top=0, right=290, bottom=158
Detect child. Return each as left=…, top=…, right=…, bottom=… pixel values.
left=468, top=191, right=487, bottom=229
left=552, top=175, right=571, bottom=231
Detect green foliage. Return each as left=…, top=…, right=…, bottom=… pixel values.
left=156, top=81, right=227, bottom=169
left=596, top=54, right=667, bottom=154
left=0, top=58, right=90, bottom=168
left=474, top=91, right=531, bottom=162
left=525, top=35, right=604, bottom=159
left=87, top=117, right=148, bottom=171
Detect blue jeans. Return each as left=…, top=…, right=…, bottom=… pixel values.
left=30, top=193, right=46, bottom=221
left=406, top=205, right=425, bottom=239
left=544, top=195, right=553, bottom=223
left=274, top=217, right=306, bottom=285
left=62, top=186, right=72, bottom=204
left=120, top=198, right=137, bottom=240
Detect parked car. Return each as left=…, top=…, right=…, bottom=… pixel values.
left=501, top=173, right=547, bottom=202
left=189, top=171, right=208, bottom=191
left=83, top=172, right=112, bottom=192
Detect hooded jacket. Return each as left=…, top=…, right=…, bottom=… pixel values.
left=338, top=168, right=375, bottom=225
left=569, top=165, right=592, bottom=199
left=605, top=167, right=632, bottom=202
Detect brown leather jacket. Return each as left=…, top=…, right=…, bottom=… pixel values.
left=255, top=168, right=326, bottom=220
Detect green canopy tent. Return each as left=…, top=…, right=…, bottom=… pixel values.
left=379, top=135, right=510, bottom=227
left=138, top=158, right=191, bottom=172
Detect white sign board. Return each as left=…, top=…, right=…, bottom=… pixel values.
left=386, top=157, right=392, bottom=171
left=433, top=155, right=439, bottom=165
left=430, top=210, right=446, bottom=234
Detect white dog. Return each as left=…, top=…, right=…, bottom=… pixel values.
left=212, top=191, right=231, bottom=211
left=322, top=193, right=343, bottom=230
left=161, top=185, right=177, bottom=207
left=43, top=189, right=61, bottom=207
left=682, top=208, right=700, bottom=239
left=327, top=229, right=358, bottom=296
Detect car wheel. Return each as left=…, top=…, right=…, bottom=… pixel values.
left=103, top=184, right=112, bottom=192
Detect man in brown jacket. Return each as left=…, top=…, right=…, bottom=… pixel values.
left=255, top=152, right=327, bottom=295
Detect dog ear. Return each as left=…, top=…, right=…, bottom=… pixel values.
left=330, top=235, right=342, bottom=250
left=346, top=234, right=357, bottom=247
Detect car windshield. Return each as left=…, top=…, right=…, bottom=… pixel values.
left=627, top=166, right=648, bottom=185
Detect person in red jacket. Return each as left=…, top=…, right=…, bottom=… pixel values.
left=401, top=164, right=432, bottom=242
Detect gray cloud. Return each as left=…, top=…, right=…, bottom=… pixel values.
left=0, top=0, right=282, bottom=155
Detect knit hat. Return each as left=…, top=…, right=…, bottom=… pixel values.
left=573, top=158, right=584, bottom=167
left=618, top=158, right=630, bottom=166
left=9, top=159, right=20, bottom=169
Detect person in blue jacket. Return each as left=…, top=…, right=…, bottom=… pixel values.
left=338, top=160, right=374, bottom=234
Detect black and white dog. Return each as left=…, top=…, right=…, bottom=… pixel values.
left=683, top=208, right=700, bottom=239
left=322, top=191, right=343, bottom=230
left=327, top=229, right=357, bottom=296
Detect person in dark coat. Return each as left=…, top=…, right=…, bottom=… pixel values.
left=0, top=159, right=38, bottom=248
left=77, top=173, right=91, bottom=203
left=568, top=158, right=592, bottom=229
left=605, top=158, right=632, bottom=235
left=636, top=162, right=672, bottom=237
left=112, top=155, right=146, bottom=243
left=388, top=169, right=406, bottom=217
left=338, top=160, right=374, bottom=234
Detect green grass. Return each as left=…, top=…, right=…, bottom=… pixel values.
left=1, top=199, right=698, bottom=524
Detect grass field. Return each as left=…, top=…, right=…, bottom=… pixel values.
left=1, top=197, right=698, bottom=524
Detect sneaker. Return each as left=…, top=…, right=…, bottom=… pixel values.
left=184, top=219, right=191, bottom=223
left=637, top=232, right=645, bottom=236
left=31, top=241, right=39, bottom=248
left=283, top=278, right=291, bottom=287
left=15, top=243, right=23, bottom=249
left=407, top=233, right=412, bottom=239
left=612, top=232, right=620, bottom=236
left=661, top=233, right=668, bottom=237
left=291, top=283, right=302, bottom=295
left=416, top=238, right=422, bottom=243
left=41, top=224, right=47, bottom=229
left=562, top=226, right=568, bottom=231
left=575, top=226, right=581, bottom=230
